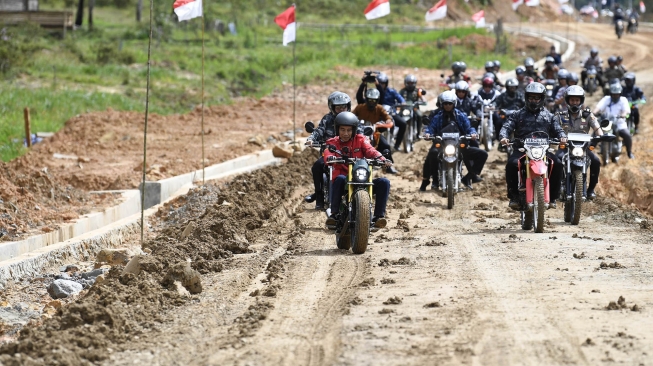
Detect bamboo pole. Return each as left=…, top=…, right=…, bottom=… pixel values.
left=23, top=107, right=31, bottom=148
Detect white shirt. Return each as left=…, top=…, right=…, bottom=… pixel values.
left=595, top=96, right=629, bottom=130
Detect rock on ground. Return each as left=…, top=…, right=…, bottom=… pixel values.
left=47, top=279, right=83, bottom=299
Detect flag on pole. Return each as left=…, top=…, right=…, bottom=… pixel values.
left=173, top=0, right=202, bottom=21
left=472, top=10, right=485, bottom=28
left=275, top=5, right=296, bottom=46
left=364, top=0, right=390, bottom=20
left=512, top=0, right=523, bottom=11
left=425, top=0, right=447, bottom=21
left=526, top=0, right=539, bottom=6
left=640, top=0, right=646, bottom=13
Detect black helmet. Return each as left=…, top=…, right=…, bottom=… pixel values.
left=567, top=72, right=579, bottom=85
left=617, top=55, right=623, bottom=63
left=365, top=88, right=380, bottom=108
left=590, top=48, right=599, bottom=57
left=515, top=66, right=526, bottom=75
left=377, top=72, right=389, bottom=84
left=624, top=72, right=636, bottom=86
left=494, top=60, right=501, bottom=69
left=557, top=69, right=570, bottom=81
left=460, top=61, right=468, bottom=72
left=451, top=61, right=462, bottom=73
left=328, top=91, right=352, bottom=115
left=524, top=82, right=546, bottom=112
left=506, top=78, right=518, bottom=95
left=607, top=56, right=617, bottom=65
left=485, top=61, right=495, bottom=72
left=334, top=111, right=360, bottom=132
left=564, top=85, right=585, bottom=114
left=404, top=74, right=417, bottom=91
left=524, top=57, right=535, bottom=68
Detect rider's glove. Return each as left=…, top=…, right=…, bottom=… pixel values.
left=581, top=108, right=592, bottom=119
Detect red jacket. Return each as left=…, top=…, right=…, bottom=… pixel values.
left=323, top=134, right=385, bottom=181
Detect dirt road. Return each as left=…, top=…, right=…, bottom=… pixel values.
left=1, top=23, right=653, bottom=365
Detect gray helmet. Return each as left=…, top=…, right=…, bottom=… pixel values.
left=545, top=56, right=555, bottom=64
left=524, top=57, right=535, bottom=67
left=334, top=111, right=360, bottom=131
left=515, top=66, right=526, bottom=75
left=624, top=72, right=636, bottom=86
left=590, top=48, right=599, bottom=57
left=365, top=88, right=380, bottom=101
left=439, top=90, right=457, bottom=105
left=506, top=78, right=519, bottom=88
left=524, top=82, right=546, bottom=112
left=557, top=69, right=570, bottom=81
left=567, top=72, right=579, bottom=84
left=607, top=56, right=617, bottom=65
left=494, top=60, right=501, bottom=68
left=506, top=78, right=519, bottom=96
left=564, top=85, right=585, bottom=114
left=404, top=74, right=417, bottom=91
left=485, top=61, right=495, bottom=71
left=609, top=83, right=623, bottom=95
left=455, top=80, right=469, bottom=93
left=460, top=61, right=467, bottom=72
left=328, top=91, right=352, bottom=115
left=377, top=72, right=389, bottom=84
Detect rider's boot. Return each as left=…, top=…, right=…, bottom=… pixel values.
left=325, top=214, right=337, bottom=227
left=372, top=216, right=387, bottom=229
left=315, top=193, right=325, bottom=211
left=508, top=190, right=520, bottom=210
left=304, top=193, right=316, bottom=203
left=419, top=179, right=430, bottom=192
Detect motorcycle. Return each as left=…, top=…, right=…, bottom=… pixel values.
left=508, top=131, right=560, bottom=233
left=583, top=65, right=599, bottom=96
left=479, top=98, right=497, bottom=152
left=628, top=17, right=638, bottom=34
left=560, top=130, right=615, bottom=225
left=627, top=99, right=646, bottom=134
left=423, top=125, right=472, bottom=209
left=304, top=121, right=332, bottom=213
left=598, top=114, right=622, bottom=165
left=616, top=19, right=625, bottom=39
left=326, top=144, right=386, bottom=254
left=541, top=79, right=557, bottom=112
left=395, top=101, right=427, bottom=153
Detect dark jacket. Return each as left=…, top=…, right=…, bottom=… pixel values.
left=477, top=88, right=500, bottom=102
left=399, top=88, right=423, bottom=103
left=310, top=113, right=337, bottom=142
left=499, top=107, right=566, bottom=141
left=495, top=91, right=526, bottom=111
left=456, top=96, right=482, bottom=118
left=426, top=109, right=477, bottom=136
left=380, top=87, right=405, bottom=107
left=622, top=85, right=645, bottom=102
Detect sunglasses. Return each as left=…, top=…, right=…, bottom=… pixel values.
left=442, top=102, right=454, bottom=106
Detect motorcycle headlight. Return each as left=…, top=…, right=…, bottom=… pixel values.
left=444, top=144, right=456, bottom=156
left=572, top=147, right=585, bottom=157
left=530, top=146, right=545, bottom=160
left=402, top=109, right=411, bottom=116
left=354, top=167, right=370, bottom=182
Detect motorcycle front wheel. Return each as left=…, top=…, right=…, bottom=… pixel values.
left=403, top=118, right=414, bottom=153
left=533, top=176, right=545, bottom=233
left=446, top=167, right=455, bottom=209
left=351, top=190, right=371, bottom=254
left=571, top=170, right=584, bottom=225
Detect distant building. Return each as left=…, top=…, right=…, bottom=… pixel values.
left=0, top=0, right=39, bottom=11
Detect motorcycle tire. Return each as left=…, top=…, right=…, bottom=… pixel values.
left=563, top=177, right=572, bottom=223
left=446, top=167, right=455, bottom=209
left=571, top=170, right=583, bottom=225
left=322, top=173, right=330, bottom=210
left=351, top=190, right=371, bottom=254
left=601, top=141, right=610, bottom=166
left=403, top=119, right=413, bottom=153
left=485, top=118, right=493, bottom=152
left=533, top=176, right=545, bottom=233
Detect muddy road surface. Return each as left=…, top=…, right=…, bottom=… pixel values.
left=1, top=23, right=653, bottom=365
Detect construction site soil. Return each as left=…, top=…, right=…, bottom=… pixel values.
left=1, top=22, right=653, bottom=365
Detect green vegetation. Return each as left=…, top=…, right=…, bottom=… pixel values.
left=1, top=0, right=520, bottom=161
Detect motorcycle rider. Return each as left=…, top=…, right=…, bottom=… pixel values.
left=547, top=45, right=562, bottom=66
left=324, top=111, right=392, bottom=228
left=376, top=72, right=408, bottom=152
left=616, top=55, right=627, bottom=73
left=493, top=60, right=502, bottom=73
left=477, top=77, right=501, bottom=139
left=628, top=10, right=639, bottom=31
left=352, top=88, right=399, bottom=173
left=453, top=80, right=483, bottom=147
left=581, top=48, right=603, bottom=87
left=555, top=85, right=603, bottom=200
left=524, top=57, right=541, bottom=82
left=420, top=91, right=488, bottom=191
left=304, top=91, right=353, bottom=209
left=446, top=61, right=470, bottom=84
left=593, top=83, right=635, bottom=159
left=516, top=66, right=532, bottom=93
left=613, top=5, right=625, bottom=33
left=552, top=68, right=569, bottom=101
left=554, top=70, right=572, bottom=112
left=485, top=61, right=504, bottom=88
left=621, top=72, right=646, bottom=134
left=500, top=82, right=567, bottom=209
left=399, top=74, right=426, bottom=132
left=495, top=78, right=525, bottom=140
left=540, top=56, right=559, bottom=81
left=602, top=56, right=625, bottom=89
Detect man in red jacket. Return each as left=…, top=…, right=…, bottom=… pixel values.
left=323, top=112, right=391, bottom=229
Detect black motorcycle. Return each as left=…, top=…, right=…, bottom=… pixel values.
left=616, top=19, right=625, bottom=39
left=560, top=130, right=615, bottom=225
left=396, top=100, right=427, bottom=153
left=326, top=144, right=385, bottom=254
left=628, top=17, right=638, bottom=33
left=583, top=65, right=599, bottom=96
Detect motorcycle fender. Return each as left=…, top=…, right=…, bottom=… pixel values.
left=571, top=159, right=585, bottom=168
left=444, top=155, right=457, bottom=164
left=529, top=159, right=548, bottom=176
left=526, top=178, right=534, bottom=204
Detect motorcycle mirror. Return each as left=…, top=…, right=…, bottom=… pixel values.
left=363, top=126, right=374, bottom=137
left=421, top=89, right=427, bottom=95
left=342, top=146, right=350, bottom=154
left=304, top=121, right=315, bottom=133
left=327, top=145, right=336, bottom=153
left=440, top=73, right=445, bottom=78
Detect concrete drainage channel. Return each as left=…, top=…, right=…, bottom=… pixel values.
left=0, top=142, right=303, bottom=289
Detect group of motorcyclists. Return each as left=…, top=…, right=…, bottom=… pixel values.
left=613, top=3, right=640, bottom=37
left=303, top=47, right=646, bottom=242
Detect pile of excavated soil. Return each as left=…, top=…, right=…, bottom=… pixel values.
left=0, top=148, right=317, bottom=365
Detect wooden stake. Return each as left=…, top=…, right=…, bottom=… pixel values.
left=24, top=107, right=31, bottom=148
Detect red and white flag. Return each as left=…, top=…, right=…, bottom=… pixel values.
left=640, top=0, right=646, bottom=13
left=472, top=10, right=485, bottom=28
left=512, top=0, right=523, bottom=10
left=275, top=5, right=296, bottom=46
left=173, top=0, right=202, bottom=21
left=364, top=0, right=390, bottom=20
left=526, top=0, right=539, bottom=6
left=425, top=0, right=447, bottom=21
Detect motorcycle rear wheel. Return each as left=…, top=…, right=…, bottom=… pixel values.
left=351, top=190, right=371, bottom=254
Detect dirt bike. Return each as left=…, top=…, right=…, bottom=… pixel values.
left=508, top=132, right=560, bottom=233
left=423, top=127, right=472, bottom=209
left=326, top=144, right=386, bottom=254
left=628, top=17, right=638, bottom=33
left=560, top=130, right=615, bottom=225
left=479, top=98, right=496, bottom=152
left=627, top=99, right=645, bottom=134
left=616, top=19, right=625, bottom=39
left=598, top=114, right=623, bottom=165
left=395, top=101, right=427, bottom=153
left=583, top=65, right=599, bottom=96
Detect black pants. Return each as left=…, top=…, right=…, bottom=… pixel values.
left=423, top=144, right=488, bottom=183
left=374, top=135, right=394, bottom=162
left=631, top=107, right=640, bottom=127
left=391, top=115, right=407, bottom=149
left=506, top=150, right=562, bottom=200
left=617, top=129, right=633, bottom=155
left=556, top=148, right=601, bottom=194
left=311, top=157, right=326, bottom=199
